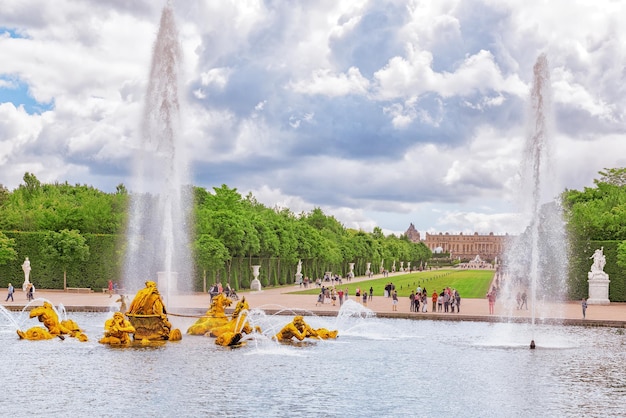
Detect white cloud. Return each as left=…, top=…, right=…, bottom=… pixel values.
left=1, top=0, right=625, bottom=238
left=289, top=67, right=370, bottom=97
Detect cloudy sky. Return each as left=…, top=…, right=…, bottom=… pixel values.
left=1, top=0, right=625, bottom=236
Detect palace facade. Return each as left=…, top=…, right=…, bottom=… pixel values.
left=404, top=223, right=512, bottom=262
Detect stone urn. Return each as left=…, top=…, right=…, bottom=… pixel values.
left=250, top=265, right=262, bottom=291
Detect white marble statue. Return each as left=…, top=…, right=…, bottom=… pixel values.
left=22, top=257, right=31, bottom=292
left=587, top=247, right=610, bottom=305
left=590, top=247, right=606, bottom=272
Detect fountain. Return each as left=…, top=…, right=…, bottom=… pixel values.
left=125, top=280, right=181, bottom=341
left=123, top=4, right=192, bottom=303
left=2, top=6, right=625, bottom=415
left=501, top=54, right=568, bottom=344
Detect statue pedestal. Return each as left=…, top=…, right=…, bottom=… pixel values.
left=295, top=273, right=303, bottom=285
left=250, top=265, right=262, bottom=291
left=587, top=271, right=610, bottom=305
left=250, top=278, right=262, bottom=291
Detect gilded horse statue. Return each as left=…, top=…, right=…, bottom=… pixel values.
left=210, top=297, right=262, bottom=347
left=187, top=293, right=232, bottom=335
left=210, top=297, right=258, bottom=338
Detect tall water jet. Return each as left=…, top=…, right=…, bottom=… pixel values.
left=124, top=4, right=192, bottom=301
left=502, top=54, right=568, bottom=333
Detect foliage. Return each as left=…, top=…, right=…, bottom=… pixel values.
left=2, top=174, right=433, bottom=291
left=617, top=241, right=626, bottom=270
left=40, top=229, right=90, bottom=289
left=562, top=168, right=626, bottom=301
left=0, top=232, right=17, bottom=266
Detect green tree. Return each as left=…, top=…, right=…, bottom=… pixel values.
left=194, top=233, right=230, bottom=291
left=597, top=167, right=626, bottom=187
left=0, top=232, right=17, bottom=266
left=41, top=229, right=90, bottom=290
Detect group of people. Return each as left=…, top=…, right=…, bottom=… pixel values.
left=435, top=287, right=461, bottom=313
left=315, top=286, right=349, bottom=306
left=409, top=289, right=429, bottom=312
left=208, top=282, right=236, bottom=300
left=315, top=285, right=379, bottom=307
left=5, top=282, right=35, bottom=302
left=515, top=291, right=528, bottom=310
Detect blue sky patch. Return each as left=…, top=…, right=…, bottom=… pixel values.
left=0, top=77, right=54, bottom=114
left=0, top=27, right=28, bottom=39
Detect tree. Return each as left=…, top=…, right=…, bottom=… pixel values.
left=41, top=229, right=90, bottom=290
left=194, top=234, right=230, bottom=291
left=0, top=232, right=17, bottom=266
left=596, top=167, right=626, bottom=187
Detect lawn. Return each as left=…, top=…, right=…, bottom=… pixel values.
left=290, top=269, right=495, bottom=299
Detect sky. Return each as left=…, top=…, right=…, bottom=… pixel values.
left=1, top=0, right=625, bottom=237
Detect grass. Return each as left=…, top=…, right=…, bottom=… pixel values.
left=289, top=269, right=495, bottom=299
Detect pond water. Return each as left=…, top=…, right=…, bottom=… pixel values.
left=1, top=301, right=625, bottom=417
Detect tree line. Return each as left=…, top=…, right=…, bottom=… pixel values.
left=2, top=168, right=624, bottom=300
left=0, top=173, right=431, bottom=290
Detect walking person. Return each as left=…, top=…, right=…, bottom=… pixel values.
left=582, top=298, right=588, bottom=319
left=369, top=287, right=373, bottom=301
left=487, top=290, right=496, bottom=314
left=392, top=290, right=398, bottom=311
left=5, top=283, right=14, bottom=301
left=27, top=283, right=34, bottom=301
left=520, top=291, right=528, bottom=310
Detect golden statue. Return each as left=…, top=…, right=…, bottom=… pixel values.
left=215, top=331, right=243, bottom=347
left=126, top=280, right=180, bottom=341
left=99, top=312, right=136, bottom=345
left=187, top=293, right=231, bottom=335
left=313, top=328, right=338, bottom=339
left=16, top=327, right=54, bottom=340
left=60, top=318, right=89, bottom=342
left=273, top=316, right=338, bottom=342
left=116, top=295, right=128, bottom=312
left=209, top=297, right=260, bottom=338
left=17, top=301, right=88, bottom=341
left=273, top=316, right=320, bottom=341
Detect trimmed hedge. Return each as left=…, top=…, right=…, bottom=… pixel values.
left=0, top=231, right=122, bottom=290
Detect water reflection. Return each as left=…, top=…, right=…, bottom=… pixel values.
left=1, top=310, right=624, bottom=417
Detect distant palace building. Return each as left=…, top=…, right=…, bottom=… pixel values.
left=404, top=223, right=511, bottom=262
